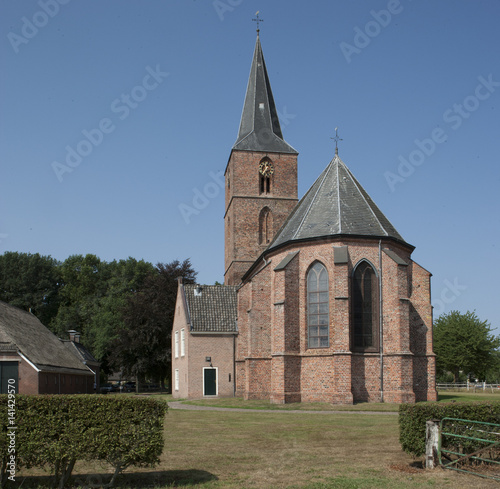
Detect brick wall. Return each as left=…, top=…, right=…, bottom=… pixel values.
left=224, top=150, right=298, bottom=285
left=236, top=237, right=437, bottom=404
left=172, top=284, right=237, bottom=399
left=2, top=352, right=93, bottom=394
left=184, top=334, right=236, bottom=398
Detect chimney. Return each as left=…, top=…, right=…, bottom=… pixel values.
left=194, top=284, right=203, bottom=297
left=68, top=330, right=81, bottom=343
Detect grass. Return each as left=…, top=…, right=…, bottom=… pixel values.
left=16, top=391, right=500, bottom=488
left=179, top=390, right=500, bottom=413
left=18, top=407, right=499, bottom=488
left=181, top=397, right=400, bottom=412
left=158, top=409, right=498, bottom=488
left=436, top=391, right=500, bottom=402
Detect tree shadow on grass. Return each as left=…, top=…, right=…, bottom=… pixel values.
left=437, top=393, right=462, bottom=401
left=14, top=470, right=217, bottom=488
left=114, top=470, right=218, bottom=487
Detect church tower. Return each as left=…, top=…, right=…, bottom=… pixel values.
left=224, top=34, right=298, bottom=285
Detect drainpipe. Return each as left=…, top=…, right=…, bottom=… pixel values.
left=233, top=333, right=236, bottom=397
left=379, top=240, right=384, bottom=403
left=233, top=318, right=238, bottom=397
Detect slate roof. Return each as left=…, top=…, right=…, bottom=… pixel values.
left=233, top=35, right=298, bottom=154
left=63, top=340, right=99, bottom=366
left=183, top=285, right=238, bottom=333
left=268, top=154, right=410, bottom=251
left=0, top=300, right=94, bottom=375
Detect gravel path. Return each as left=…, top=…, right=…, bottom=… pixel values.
left=168, top=400, right=398, bottom=415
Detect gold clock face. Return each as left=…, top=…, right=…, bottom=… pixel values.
left=259, top=161, right=274, bottom=177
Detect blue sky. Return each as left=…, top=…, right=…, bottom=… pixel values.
left=1, top=1, right=499, bottom=333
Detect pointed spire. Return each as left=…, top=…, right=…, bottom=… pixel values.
left=233, top=36, right=297, bottom=154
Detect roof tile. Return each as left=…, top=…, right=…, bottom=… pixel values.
left=184, top=285, right=238, bottom=333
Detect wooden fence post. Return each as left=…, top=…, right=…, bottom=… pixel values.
left=425, top=420, right=440, bottom=469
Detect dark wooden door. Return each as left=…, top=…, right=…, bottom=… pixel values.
left=0, top=361, right=18, bottom=393
left=204, top=368, right=217, bottom=396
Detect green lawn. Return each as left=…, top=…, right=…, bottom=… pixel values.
left=178, top=390, right=500, bottom=413
left=141, top=409, right=498, bottom=487
left=17, top=392, right=500, bottom=488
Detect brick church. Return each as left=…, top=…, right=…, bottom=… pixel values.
left=172, top=33, right=437, bottom=404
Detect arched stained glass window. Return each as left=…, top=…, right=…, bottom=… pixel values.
left=352, top=261, right=379, bottom=351
left=307, top=262, right=329, bottom=348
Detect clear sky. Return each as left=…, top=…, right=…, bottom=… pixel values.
left=1, top=1, right=499, bottom=333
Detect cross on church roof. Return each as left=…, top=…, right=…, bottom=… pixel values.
left=331, top=127, right=343, bottom=155
left=252, top=11, right=263, bottom=34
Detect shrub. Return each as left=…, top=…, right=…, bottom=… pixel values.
left=399, top=401, right=500, bottom=457
left=0, top=395, right=167, bottom=488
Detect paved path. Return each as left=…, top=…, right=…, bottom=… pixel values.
left=168, top=400, right=398, bottom=415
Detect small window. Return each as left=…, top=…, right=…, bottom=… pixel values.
left=174, top=331, right=179, bottom=358
left=180, top=329, right=185, bottom=357
left=174, top=369, right=180, bottom=391
left=307, top=262, right=329, bottom=348
left=258, top=207, right=273, bottom=245
left=260, top=174, right=271, bottom=194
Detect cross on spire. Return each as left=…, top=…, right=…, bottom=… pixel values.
left=331, top=127, right=343, bottom=155
left=252, top=11, right=263, bottom=34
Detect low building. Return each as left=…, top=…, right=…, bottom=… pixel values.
left=172, top=281, right=237, bottom=399
left=0, top=300, right=98, bottom=394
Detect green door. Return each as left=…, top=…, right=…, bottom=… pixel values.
left=204, top=368, right=217, bottom=396
left=0, top=362, right=19, bottom=394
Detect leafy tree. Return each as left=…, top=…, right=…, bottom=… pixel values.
left=52, top=255, right=154, bottom=372
left=0, top=251, right=61, bottom=325
left=84, top=258, right=155, bottom=371
left=434, top=310, right=500, bottom=382
left=51, top=254, right=111, bottom=338
left=110, top=259, right=197, bottom=390
left=484, top=350, right=500, bottom=383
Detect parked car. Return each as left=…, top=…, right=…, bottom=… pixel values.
left=99, top=383, right=114, bottom=394
left=123, top=381, right=136, bottom=392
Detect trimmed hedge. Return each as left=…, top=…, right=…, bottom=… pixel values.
left=0, top=395, right=167, bottom=488
left=399, top=400, right=500, bottom=457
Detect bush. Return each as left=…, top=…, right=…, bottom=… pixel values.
left=0, top=395, right=167, bottom=488
left=399, top=401, right=500, bottom=457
